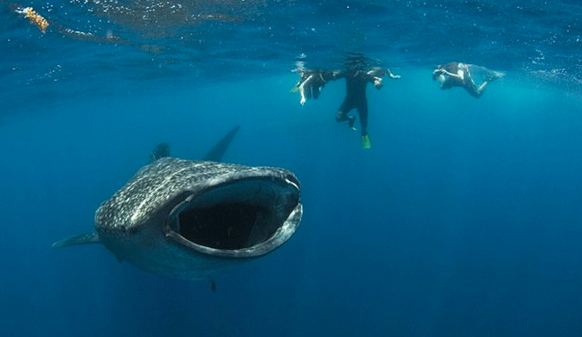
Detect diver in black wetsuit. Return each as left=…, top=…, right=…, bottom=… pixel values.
left=293, top=59, right=400, bottom=149
left=333, top=66, right=400, bottom=149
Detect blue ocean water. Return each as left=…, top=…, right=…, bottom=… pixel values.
left=2, top=0, right=582, bottom=336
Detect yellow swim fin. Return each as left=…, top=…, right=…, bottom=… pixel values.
left=361, top=135, right=371, bottom=150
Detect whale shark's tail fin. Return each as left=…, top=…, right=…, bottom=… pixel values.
left=52, top=232, right=100, bottom=248
left=203, top=125, right=240, bottom=162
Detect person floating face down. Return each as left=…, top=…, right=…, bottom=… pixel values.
left=294, top=66, right=400, bottom=149
left=432, top=62, right=503, bottom=98
left=292, top=69, right=336, bottom=106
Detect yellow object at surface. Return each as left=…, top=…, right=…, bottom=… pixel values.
left=16, top=7, right=49, bottom=33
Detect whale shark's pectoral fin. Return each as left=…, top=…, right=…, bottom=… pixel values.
left=52, top=232, right=100, bottom=248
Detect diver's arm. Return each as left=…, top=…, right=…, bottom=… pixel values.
left=371, top=69, right=400, bottom=89
left=372, top=76, right=383, bottom=89
left=327, top=70, right=345, bottom=81
left=385, top=69, right=401, bottom=79
left=438, top=69, right=464, bottom=81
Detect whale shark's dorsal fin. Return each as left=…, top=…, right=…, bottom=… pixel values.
left=52, top=232, right=100, bottom=248
left=149, top=125, right=240, bottom=164
left=203, top=125, right=240, bottom=162
left=149, top=142, right=170, bottom=163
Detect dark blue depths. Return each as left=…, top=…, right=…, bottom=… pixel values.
left=1, top=71, right=581, bottom=337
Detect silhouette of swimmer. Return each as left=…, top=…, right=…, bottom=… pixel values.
left=432, top=62, right=504, bottom=98
left=294, top=58, right=400, bottom=149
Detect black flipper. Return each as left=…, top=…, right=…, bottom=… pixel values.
left=202, top=125, right=240, bottom=162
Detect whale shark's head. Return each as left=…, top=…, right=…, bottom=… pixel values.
left=164, top=169, right=302, bottom=258
left=87, top=158, right=303, bottom=279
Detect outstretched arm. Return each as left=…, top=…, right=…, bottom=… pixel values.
left=385, top=69, right=401, bottom=79
left=368, top=68, right=401, bottom=89
left=325, top=70, right=345, bottom=81
left=434, top=68, right=464, bottom=81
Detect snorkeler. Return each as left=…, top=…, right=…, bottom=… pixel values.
left=432, top=62, right=503, bottom=98
left=293, top=63, right=400, bottom=149
left=292, top=69, right=336, bottom=105
left=333, top=65, right=400, bottom=149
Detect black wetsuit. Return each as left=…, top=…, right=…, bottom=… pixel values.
left=336, top=70, right=375, bottom=136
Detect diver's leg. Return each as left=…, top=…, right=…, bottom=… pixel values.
left=358, top=101, right=369, bottom=136
left=358, top=101, right=371, bottom=149
left=485, top=70, right=504, bottom=82
left=466, top=80, right=490, bottom=98
left=336, top=109, right=348, bottom=122
left=475, top=81, right=490, bottom=97
left=464, top=79, right=484, bottom=98
left=336, top=110, right=356, bottom=130
left=474, top=70, right=504, bottom=98
left=337, top=99, right=356, bottom=130
left=336, top=99, right=349, bottom=121
left=312, top=86, right=320, bottom=99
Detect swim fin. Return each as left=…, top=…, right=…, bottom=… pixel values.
left=361, top=135, right=371, bottom=150
left=485, top=70, right=505, bottom=82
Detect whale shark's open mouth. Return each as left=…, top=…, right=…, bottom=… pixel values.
left=166, top=176, right=301, bottom=258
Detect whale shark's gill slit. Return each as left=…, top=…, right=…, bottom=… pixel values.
left=169, top=179, right=299, bottom=251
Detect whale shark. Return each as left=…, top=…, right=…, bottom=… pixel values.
left=53, top=126, right=303, bottom=280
